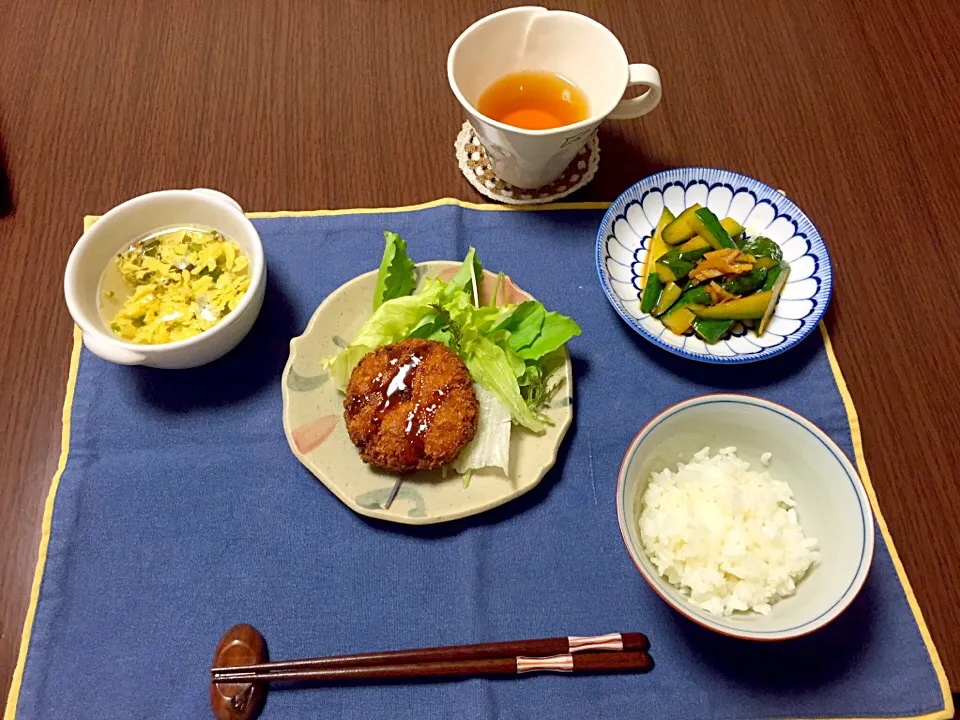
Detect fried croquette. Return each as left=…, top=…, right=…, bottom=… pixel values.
left=343, top=339, right=479, bottom=473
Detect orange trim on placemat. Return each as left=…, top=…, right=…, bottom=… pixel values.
left=5, top=204, right=952, bottom=720
left=3, top=325, right=82, bottom=720
left=817, top=324, right=953, bottom=720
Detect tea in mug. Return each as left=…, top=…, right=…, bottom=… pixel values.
left=476, top=70, right=589, bottom=130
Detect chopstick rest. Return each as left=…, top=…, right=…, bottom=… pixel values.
left=209, top=624, right=653, bottom=720
left=210, top=624, right=267, bottom=720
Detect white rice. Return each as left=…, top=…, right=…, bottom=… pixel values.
left=638, top=446, right=818, bottom=616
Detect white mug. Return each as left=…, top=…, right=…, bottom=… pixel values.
left=448, top=6, right=662, bottom=189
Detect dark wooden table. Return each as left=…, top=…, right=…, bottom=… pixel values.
left=2, top=0, right=959, bottom=710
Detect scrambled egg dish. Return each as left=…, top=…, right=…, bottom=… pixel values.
left=105, top=227, right=250, bottom=344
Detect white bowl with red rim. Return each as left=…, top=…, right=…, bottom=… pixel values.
left=616, top=394, right=874, bottom=640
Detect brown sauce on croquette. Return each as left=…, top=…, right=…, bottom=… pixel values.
left=343, top=339, right=479, bottom=473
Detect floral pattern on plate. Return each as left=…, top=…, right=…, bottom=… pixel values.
left=596, top=167, right=832, bottom=364
left=281, top=262, right=574, bottom=525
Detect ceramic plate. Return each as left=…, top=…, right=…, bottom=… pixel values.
left=596, top=167, right=832, bottom=363
left=281, top=261, right=574, bottom=525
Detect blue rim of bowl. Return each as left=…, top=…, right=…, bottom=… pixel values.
left=595, top=167, right=834, bottom=364
left=615, top=393, right=875, bottom=640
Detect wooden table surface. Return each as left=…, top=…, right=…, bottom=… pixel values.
left=2, top=0, right=959, bottom=710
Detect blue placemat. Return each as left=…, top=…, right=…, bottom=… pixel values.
left=6, top=201, right=952, bottom=720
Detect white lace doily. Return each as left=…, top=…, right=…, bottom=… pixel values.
left=454, top=122, right=600, bottom=205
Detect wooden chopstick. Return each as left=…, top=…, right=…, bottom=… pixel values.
left=210, top=632, right=649, bottom=676
left=212, top=650, right=653, bottom=684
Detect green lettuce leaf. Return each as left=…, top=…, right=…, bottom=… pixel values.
left=495, top=301, right=546, bottom=353
left=519, top=362, right=541, bottom=389
left=325, top=236, right=579, bottom=431
left=323, top=344, right=372, bottom=391
left=516, top=311, right=581, bottom=360
left=442, top=288, right=510, bottom=342
left=406, top=313, right=453, bottom=345
left=447, top=246, right=482, bottom=305
left=372, top=231, right=416, bottom=310
left=520, top=349, right=566, bottom=414
left=324, top=283, right=444, bottom=388
left=353, top=284, right=443, bottom=347
left=461, top=336, right=545, bottom=432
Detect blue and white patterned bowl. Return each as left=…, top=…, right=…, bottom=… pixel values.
left=596, top=168, right=832, bottom=363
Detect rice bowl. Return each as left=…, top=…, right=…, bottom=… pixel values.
left=616, top=394, right=874, bottom=641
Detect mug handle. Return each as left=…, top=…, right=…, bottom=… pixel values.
left=608, top=64, right=662, bottom=120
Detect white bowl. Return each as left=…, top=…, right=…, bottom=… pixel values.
left=64, top=189, right=266, bottom=369
left=616, top=394, right=874, bottom=640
